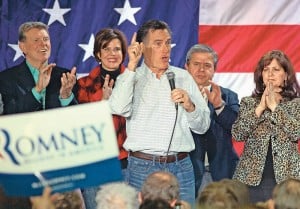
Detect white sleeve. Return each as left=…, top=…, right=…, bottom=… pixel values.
left=109, top=68, right=135, bottom=117
left=185, top=74, right=211, bottom=134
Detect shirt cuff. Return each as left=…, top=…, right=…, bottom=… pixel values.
left=59, top=93, right=74, bottom=106
left=31, top=88, right=43, bottom=103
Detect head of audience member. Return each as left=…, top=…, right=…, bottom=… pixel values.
left=238, top=204, right=269, bottom=209
left=219, top=179, right=250, bottom=206
left=185, top=43, right=218, bottom=87
left=139, top=198, right=173, bottom=209
left=30, top=187, right=84, bottom=209
left=270, top=178, right=300, bottom=209
left=18, top=21, right=51, bottom=69
left=139, top=171, right=180, bottom=208
left=53, top=190, right=84, bottom=209
left=253, top=49, right=300, bottom=99
left=93, top=28, right=127, bottom=71
left=95, top=182, right=139, bottom=209
left=197, top=180, right=246, bottom=209
left=136, top=19, right=172, bottom=72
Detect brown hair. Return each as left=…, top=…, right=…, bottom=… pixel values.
left=93, top=28, right=127, bottom=63
left=252, top=50, right=300, bottom=99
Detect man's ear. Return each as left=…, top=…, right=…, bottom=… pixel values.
left=18, top=41, right=26, bottom=55
left=184, top=63, right=188, bottom=71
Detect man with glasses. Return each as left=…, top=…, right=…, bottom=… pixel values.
left=185, top=44, right=240, bottom=197
left=109, top=20, right=210, bottom=205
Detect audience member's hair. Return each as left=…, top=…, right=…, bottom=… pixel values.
left=53, top=190, right=83, bottom=209
left=197, top=180, right=245, bottom=209
left=139, top=198, right=173, bottom=209
left=238, top=203, right=268, bottom=209
left=219, top=179, right=250, bottom=205
left=272, top=178, right=300, bottom=209
left=95, top=182, right=139, bottom=209
left=140, top=171, right=179, bottom=203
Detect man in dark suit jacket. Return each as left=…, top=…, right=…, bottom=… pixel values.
left=0, top=21, right=77, bottom=114
left=185, top=44, right=240, bottom=197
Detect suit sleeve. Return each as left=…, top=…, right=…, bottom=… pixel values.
left=214, top=90, right=240, bottom=132
left=0, top=75, right=43, bottom=114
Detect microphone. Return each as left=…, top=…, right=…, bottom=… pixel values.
left=166, top=71, right=178, bottom=110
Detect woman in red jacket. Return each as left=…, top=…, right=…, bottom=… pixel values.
left=77, top=28, right=128, bottom=209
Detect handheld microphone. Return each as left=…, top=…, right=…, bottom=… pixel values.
left=166, top=71, right=178, bottom=110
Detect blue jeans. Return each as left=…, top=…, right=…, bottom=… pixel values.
left=126, top=155, right=195, bottom=206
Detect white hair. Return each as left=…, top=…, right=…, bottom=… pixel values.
left=95, top=182, right=139, bottom=209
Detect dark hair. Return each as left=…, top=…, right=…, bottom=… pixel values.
left=136, top=19, right=172, bottom=43
left=139, top=198, right=173, bottom=209
left=18, top=21, right=49, bottom=42
left=93, top=28, right=127, bottom=63
left=185, top=44, right=219, bottom=69
left=252, top=50, right=300, bottom=99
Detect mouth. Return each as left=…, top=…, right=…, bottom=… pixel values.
left=161, top=56, right=169, bottom=62
left=40, top=49, right=48, bottom=53
left=107, top=58, right=118, bottom=63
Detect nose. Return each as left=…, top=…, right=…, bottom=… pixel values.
left=199, top=65, right=205, bottom=71
left=268, top=69, right=274, bottom=76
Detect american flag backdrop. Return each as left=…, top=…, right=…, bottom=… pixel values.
left=0, top=0, right=299, bottom=100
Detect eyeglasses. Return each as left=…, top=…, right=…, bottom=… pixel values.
left=101, top=47, right=122, bottom=54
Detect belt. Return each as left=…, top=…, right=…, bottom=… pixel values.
left=130, top=151, right=188, bottom=163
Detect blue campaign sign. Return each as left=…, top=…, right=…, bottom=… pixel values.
left=0, top=101, right=122, bottom=196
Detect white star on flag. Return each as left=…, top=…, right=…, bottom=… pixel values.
left=78, top=34, right=95, bottom=62
left=43, top=0, right=71, bottom=26
left=8, top=44, right=24, bottom=61
left=114, top=0, right=141, bottom=25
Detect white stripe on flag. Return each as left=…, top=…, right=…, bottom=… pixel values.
left=199, top=0, right=300, bottom=25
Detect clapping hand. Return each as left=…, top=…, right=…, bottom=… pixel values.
left=35, top=63, right=56, bottom=93
left=59, top=67, right=77, bottom=99
left=256, top=82, right=282, bottom=116
left=102, top=74, right=114, bottom=100
left=203, top=81, right=224, bottom=109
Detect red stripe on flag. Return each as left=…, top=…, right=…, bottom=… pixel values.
left=199, top=25, right=300, bottom=73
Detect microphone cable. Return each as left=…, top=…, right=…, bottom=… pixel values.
left=164, top=101, right=179, bottom=168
